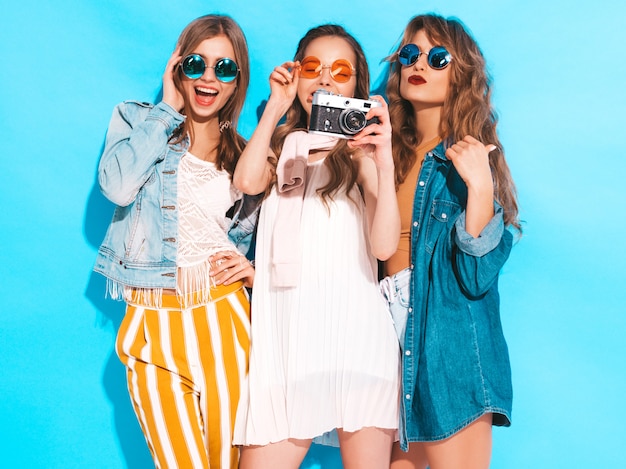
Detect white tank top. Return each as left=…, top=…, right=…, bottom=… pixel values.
left=176, top=151, right=241, bottom=296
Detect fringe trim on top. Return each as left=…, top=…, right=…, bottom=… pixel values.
left=104, top=278, right=166, bottom=308
left=104, top=260, right=218, bottom=309
left=174, top=260, right=216, bottom=308
left=125, top=286, right=166, bottom=308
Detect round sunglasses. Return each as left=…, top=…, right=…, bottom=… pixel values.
left=397, top=44, right=452, bottom=70
left=299, top=56, right=356, bottom=83
left=180, top=54, right=239, bottom=82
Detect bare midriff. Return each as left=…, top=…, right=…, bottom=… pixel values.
left=385, top=136, right=441, bottom=277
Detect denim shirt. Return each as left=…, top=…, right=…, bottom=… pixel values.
left=401, top=142, right=513, bottom=448
left=93, top=100, right=260, bottom=293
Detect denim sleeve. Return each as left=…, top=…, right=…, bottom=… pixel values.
left=98, top=101, right=185, bottom=206
left=452, top=204, right=513, bottom=298
left=454, top=203, right=505, bottom=257
left=227, top=193, right=262, bottom=258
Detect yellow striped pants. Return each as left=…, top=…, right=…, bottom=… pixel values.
left=116, top=282, right=250, bottom=469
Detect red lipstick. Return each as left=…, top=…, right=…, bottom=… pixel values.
left=408, top=75, right=426, bottom=85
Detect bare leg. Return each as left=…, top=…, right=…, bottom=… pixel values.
left=238, top=438, right=312, bottom=469
left=423, top=414, right=493, bottom=469
left=337, top=427, right=395, bottom=469
left=390, top=441, right=428, bottom=469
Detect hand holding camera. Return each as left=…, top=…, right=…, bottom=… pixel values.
left=308, top=91, right=394, bottom=174
left=308, top=90, right=382, bottom=139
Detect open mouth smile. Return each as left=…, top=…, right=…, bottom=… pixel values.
left=194, top=86, right=218, bottom=105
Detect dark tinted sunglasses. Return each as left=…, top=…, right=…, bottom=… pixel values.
left=397, top=44, right=452, bottom=70
left=180, top=54, right=239, bottom=82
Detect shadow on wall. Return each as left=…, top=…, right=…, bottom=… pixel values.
left=83, top=137, right=154, bottom=468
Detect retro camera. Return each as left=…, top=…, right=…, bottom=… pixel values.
left=309, top=90, right=381, bottom=139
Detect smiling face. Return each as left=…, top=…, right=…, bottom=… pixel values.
left=180, top=34, right=237, bottom=123
left=297, top=35, right=358, bottom=118
left=399, top=29, right=451, bottom=112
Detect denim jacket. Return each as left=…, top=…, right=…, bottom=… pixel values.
left=93, top=100, right=260, bottom=294
left=400, top=142, right=513, bottom=448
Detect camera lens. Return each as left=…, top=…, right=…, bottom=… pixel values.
left=339, top=109, right=367, bottom=135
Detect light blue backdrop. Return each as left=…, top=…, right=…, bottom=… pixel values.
left=1, top=1, right=624, bottom=468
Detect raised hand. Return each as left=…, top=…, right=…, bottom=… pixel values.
left=162, top=48, right=185, bottom=112
left=347, top=95, right=394, bottom=172
left=233, top=60, right=301, bottom=195
left=348, top=95, right=399, bottom=260
left=446, top=135, right=497, bottom=237
left=445, top=135, right=496, bottom=192
left=266, top=60, right=301, bottom=116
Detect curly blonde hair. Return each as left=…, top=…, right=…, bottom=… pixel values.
left=387, top=14, right=520, bottom=231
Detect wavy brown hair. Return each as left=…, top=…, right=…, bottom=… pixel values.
left=387, top=14, right=520, bottom=231
left=270, top=24, right=371, bottom=202
left=171, top=14, right=250, bottom=176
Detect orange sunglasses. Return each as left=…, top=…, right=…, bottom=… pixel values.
left=299, top=56, right=356, bottom=83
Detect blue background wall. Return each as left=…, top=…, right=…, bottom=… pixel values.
left=1, top=1, right=625, bottom=467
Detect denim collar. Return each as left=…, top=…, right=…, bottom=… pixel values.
left=431, top=141, right=449, bottom=163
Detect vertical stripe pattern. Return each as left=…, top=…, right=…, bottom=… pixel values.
left=116, top=282, right=250, bottom=469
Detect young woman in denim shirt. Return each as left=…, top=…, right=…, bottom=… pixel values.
left=381, top=14, right=521, bottom=469
left=226, top=24, right=400, bottom=469
left=94, top=15, right=257, bottom=469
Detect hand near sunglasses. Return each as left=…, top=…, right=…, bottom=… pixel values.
left=347, top=96, right=394, bottom=173
left=162, top=48, right=185, bottom=113
left=266, top=61, right=301, bottom=117
left=209, top=251, right=255, bottom=288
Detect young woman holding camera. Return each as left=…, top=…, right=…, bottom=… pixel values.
left=225, top=24, right=401, bottom=469
left=94, top=14, right=257, bottom=469
left=382, top=14, right=521, bottom=469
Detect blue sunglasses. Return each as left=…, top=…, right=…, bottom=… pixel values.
left=397, top=44, right=452, bottom=70
left=180, top=54, right=239, bottom=82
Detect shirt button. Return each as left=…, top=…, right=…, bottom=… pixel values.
left=405, top=394, right=411, bottom=400
left=408, top=307, right=413, bottom=314
left=405, top=350, right=411, bottom=356
left=442, top=213, right=447, bottom=219
left=413, top=221, right=418, bottom=227
left=419, top=181, right=425, bottom=186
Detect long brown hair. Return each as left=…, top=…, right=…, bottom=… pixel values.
left=271, top=24, right=371, bottom=202
left=387, top=14, right=520, bottom=231
left=171, top=14, right=250, bottom=176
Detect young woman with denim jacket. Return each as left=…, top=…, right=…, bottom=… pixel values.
left=226, top=25, right=401, bottom=469
left=93, top=14, right=258, bottom=469
left=381, top=14, right=521, bottom=469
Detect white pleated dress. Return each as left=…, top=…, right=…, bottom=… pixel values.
left=234, top=157, right=400, bottom=445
